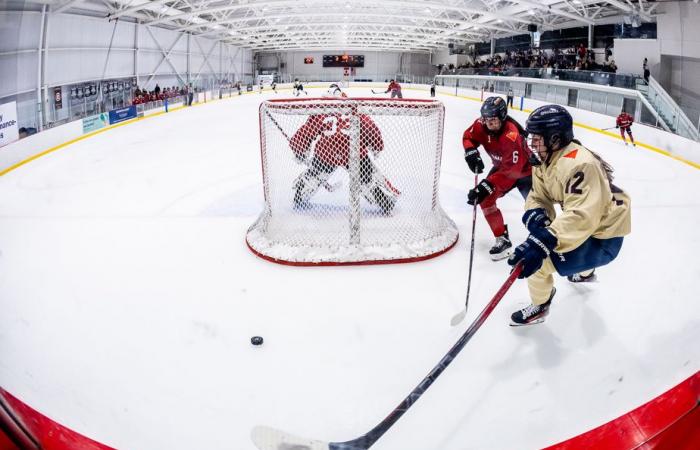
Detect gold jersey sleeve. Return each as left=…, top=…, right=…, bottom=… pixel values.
left=524, top=142, right=631, bottom=253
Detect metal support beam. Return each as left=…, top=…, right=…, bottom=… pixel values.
left=144, top=26, right=186, bottom=87
left=53, top=0, right=83, bottom=14
left=490, top=37, right=495, bottom=57
left=134, top=20, right=140, bottom=87
left=36, top=4, right=47, bottom=131
left=588, top=24, right=593, bottom=48
left=187, top=33, right=191, bottom=86
left=191, top=37, right=218, bottom=84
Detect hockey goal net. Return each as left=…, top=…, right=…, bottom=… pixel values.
left=247, top=97, right=458, bottom=265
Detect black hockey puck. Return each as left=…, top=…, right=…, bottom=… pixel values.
left=251, top=336, right=264, bottom=346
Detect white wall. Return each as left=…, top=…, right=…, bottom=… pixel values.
left=0, top=10, right=253, bottom=129
left=654, top=1, right=700, bottom=126
left=656, top=1, right=700, bottom=59
left=257, top=50, right=434, bottom=81
left=613, top=39, right=660, bottom=77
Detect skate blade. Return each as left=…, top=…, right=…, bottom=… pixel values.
left=490, top=249, right=513, bottom=261
left=509, top=317, right=545, bottom=327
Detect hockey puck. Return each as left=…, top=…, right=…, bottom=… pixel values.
left=250, top=336, right=264, bottom=346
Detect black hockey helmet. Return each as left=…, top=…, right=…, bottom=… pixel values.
left=526, top=104, right=574, bottom=164
left=480, top=96, right=508, bottom=122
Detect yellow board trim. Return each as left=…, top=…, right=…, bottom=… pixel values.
left=2, top=86, right=698, bottom=176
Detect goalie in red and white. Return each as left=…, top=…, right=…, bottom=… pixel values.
left=289, top=86, right=399, bottom=214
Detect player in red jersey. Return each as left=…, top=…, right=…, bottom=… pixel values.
left=289, top=97, right=398, bottom=214
left=462, top=96, right=532, bottom=260
left=616, top=111, right=635, bottom=147
left=385, top=80, right=403, bottom=99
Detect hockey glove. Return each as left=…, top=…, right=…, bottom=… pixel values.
left=467, top=179, right=495, bottom=206
left=508, top=228, right=557, bottom=278
left=464, top=148, right=485, bottom=174
left=522, top=208, right=552, bottom=233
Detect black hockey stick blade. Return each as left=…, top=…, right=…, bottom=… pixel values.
left=251, top=264, right=523, bottom=450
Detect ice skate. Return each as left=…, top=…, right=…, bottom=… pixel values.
left=510, top=288, right=556, bottom=326
left=489, top=226, right=512, bottom=261
left=567, top=269, right=596, bottom=283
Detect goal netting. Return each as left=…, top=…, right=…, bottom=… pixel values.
left=246, top=97, right=458, bottom=265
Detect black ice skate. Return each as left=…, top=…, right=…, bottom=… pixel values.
left=510, top=288, right=556, bottom=326
left=567, top=269, right=596, bottom=283
left=489, top=226, right=512, bottom=261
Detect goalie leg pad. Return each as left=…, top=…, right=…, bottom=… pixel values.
left=360, top=165, right=400, bottom=213
left=293, top=169, right=332, bottom=206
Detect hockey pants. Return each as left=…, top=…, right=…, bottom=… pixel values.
left=528, top=236, right=624, bottom=305
left=481, top=174, right=532, bottom=238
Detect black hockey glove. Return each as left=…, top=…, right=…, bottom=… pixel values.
left=508, top=228, right=557, bottom=278
left=464, top=148, right=485, bottom=174
left=522, top=208, right=551, bottom=233
left=467, top=179, right=495, bottom=206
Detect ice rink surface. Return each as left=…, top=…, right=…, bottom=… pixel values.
left=0, top=86, right=698, bottom=449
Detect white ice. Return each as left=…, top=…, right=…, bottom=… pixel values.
left=0, top=86, right=698, bottom=450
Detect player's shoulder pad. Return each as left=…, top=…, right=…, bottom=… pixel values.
left=558, top=144, right=599, bottom=171
left=502, top=120, right=522, bottom=142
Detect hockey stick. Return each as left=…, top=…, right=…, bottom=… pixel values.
left=370, top=89, right=386, bottom=95
left=450, top=174, right=480, bottom=327
left=263, top=108, right=341, bottom=192
left=601, top=126, right=617, bottom=131
left=251, top=263, right=523, bottom=450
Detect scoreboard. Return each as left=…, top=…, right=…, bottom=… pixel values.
left=323, top=54, right=364, bottom=67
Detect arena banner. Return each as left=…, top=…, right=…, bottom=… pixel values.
left=108, top=105, right=137, bottom=125
left=82, top=112, right=109, bottom=133
left=0, top=101, right=19, bottom=147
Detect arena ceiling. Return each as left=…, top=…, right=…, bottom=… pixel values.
left=20, top=0, right=659, bottom=52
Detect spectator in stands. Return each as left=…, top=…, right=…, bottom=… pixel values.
left=643, top=58, right=650, bottom=83
left=577, top=43, right=587, bottom=61
left=154, top=84, right=161, bottom=96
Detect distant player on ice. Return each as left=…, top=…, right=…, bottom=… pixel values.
left=385, top=79, right=402, bottom=98
left=293, top=79, right=307, bottom=97
left=508, top=104, right=631, bottom=326
left=616, top=111, right=635, bottom=147
left=462, top=96, right=532, bottom=260
left=289, top=85, right=398, bottom=214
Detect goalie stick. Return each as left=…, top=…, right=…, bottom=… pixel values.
left=450, top=173, right=479, bottom=326
left=263, top=108, right=341, bottom=192
left=251, top=264, right=523, bottom=450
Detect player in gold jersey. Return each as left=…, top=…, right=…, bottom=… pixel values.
left=507, top=105, right=631, bottom=326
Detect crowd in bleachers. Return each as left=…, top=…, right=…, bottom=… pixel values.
left=442, top=43, right=618, bottom=74
left=131, top=84, right=187, bottom=105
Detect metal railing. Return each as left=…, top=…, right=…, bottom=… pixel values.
left=639, top=75, right=700, bottom=141
left=442, top=67, right=642, bottom=90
